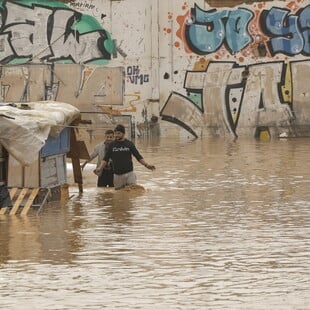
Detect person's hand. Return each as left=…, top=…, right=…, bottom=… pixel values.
left=146, top=164, right=155, bottom=170
left=93, top=168, right=101, bottom=176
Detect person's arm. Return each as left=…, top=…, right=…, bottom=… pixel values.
left=81, top=160, right=89, bottom=170
left=139, top=158, right=155, bottom=170
left=94, top=142, right=113, bottom=175
left=130, top=141, right=155, bottom=171
left=81, top=146, right=99, bottom=170
left=81, top=151, right=97, bottom=170
left=94, top=160, right=108, bottom=175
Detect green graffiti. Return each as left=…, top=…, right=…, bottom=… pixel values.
left=88, top=59, right=109, bottom=65
left=188, top=93, right=203, bottom=110
left=72, top=14, right=115, bottom=56
left=72, top=14, right=103, bottom=33
left=8, top=57, right=31, bottom=65
left=104, top=31, right=115, bottom=55
left=0, top=0, right=115, bottom=64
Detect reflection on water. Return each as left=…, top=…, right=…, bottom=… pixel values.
left=0, top=137, right=309, bottom=309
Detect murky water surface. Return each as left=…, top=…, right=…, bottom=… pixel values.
left=0, top=137, right=309, bottom=309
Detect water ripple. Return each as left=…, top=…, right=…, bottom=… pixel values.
left=0, top=138, right=309, bottom=309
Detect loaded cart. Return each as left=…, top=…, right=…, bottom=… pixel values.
left=0, top=101, right=87, bottom=215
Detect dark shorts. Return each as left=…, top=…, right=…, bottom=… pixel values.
left=97, top=168, right=114, bottom=187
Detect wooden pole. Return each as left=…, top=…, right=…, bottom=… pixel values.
left=69, top=127, right=83, bottom=193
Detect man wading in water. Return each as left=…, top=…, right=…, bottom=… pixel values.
left=94, top=124, right=155, bottom=190
left=82, top=129, right=114, bottom=187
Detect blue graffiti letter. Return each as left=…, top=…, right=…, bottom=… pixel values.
left=225, top=9, right=253, bottom=53
left=262, top=7, right=303, bottom=56
left=186, top=4, right=228, bottom=54
left=299, top=5, right=310, bottom=55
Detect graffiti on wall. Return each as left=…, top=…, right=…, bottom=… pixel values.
left=160, top=59, right=310, bottom=138
left=161, top=2, right=310, bottom=138
left=185, top=6, right=254, bottom=55
left=174, top=2, right=310, bottom=61
left=261, top=6, right=310, bottom=56
left=0, top=0, right=114, bottom=64
left=126, top=66, right=150, bottom=85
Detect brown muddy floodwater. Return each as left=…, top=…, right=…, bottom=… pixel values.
left=0, top=136, right=309, bottom=310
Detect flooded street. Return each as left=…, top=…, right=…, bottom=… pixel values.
left=0, top=137, right=309, bottom=309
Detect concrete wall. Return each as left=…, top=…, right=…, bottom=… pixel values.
left=0, top=0, right=309, bottom=139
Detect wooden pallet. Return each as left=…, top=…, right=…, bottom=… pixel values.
left=0, top=187, right=44, bottom=215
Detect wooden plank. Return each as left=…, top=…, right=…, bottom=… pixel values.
left=0, top=206, right=7, bottom=215
left=72, top=157, right=83, bottom=193
left=21, top=188, right=40, bottom=216
left=9, top=188, right=28, bottom=215
left=9, top=187, right=18, bottom=199
left=69, top=128, right=83, bottom=193
left=67, top=140, right=90, bottom=160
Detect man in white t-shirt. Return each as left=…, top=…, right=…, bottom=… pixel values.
left=82, top=129, right=114, bottom=187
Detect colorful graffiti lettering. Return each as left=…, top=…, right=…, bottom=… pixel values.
left=161, top=60, right=310, bottom=138
left=261, top=5, right=310, bottom=56
left=180, top=3, right=310, bottom=57
left=127, top=66, right=149, bottom=85
left=0, top=0, right=114, bottom=65
left=185, top=4, right=253, bottom=54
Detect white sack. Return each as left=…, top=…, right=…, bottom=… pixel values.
left=0, top=101, right=80, bottom=165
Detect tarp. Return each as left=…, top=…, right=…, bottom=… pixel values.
left=0, top=101, right=80, bottom=165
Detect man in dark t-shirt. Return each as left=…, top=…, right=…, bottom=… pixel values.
left=94, top=124, right=155, bottom=189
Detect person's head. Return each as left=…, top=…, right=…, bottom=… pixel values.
left=114, top=124, right=125, bottom=140
left=105, top=129, right=114, bottom=142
